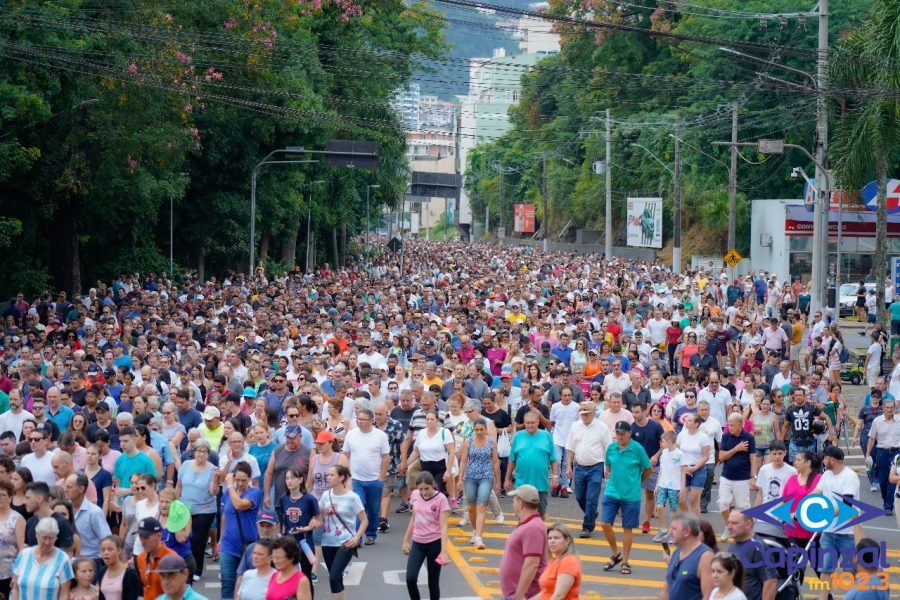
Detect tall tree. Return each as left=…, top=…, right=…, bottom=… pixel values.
left=830, top=0, right=900, bottom=326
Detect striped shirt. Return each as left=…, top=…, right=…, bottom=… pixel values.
left=12, top=546, right=74, bottom=600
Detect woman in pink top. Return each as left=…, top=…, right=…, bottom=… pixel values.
left=266, top=537, right=311, bottom=600
left=781, top=451, right=822, bottom=546
left=401, top=471, right=450, bottom=600
left=486, top=337, right=507, bottom=377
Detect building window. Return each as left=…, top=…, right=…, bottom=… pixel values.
left=505, top=90, right=520, bottom=103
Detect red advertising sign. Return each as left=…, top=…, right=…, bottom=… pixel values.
left=514, top=204, right=535, bottom=233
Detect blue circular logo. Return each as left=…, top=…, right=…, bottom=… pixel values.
left=795, top=494, right=835, bottom=532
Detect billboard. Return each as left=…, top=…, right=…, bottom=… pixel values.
left=627, top=197, right=662, bottom=248
left=513, top=203, right=535, bottom=233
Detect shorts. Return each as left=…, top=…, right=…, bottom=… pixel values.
left=820, top=532, right=856, bottom=574
left=656, top=487, right=679, bottom=511
left=382, top=473, right=405, bottom=498
left=312, top=526, right=324, bottom=547
left=790, top=343, right=802, bottom=361
left=868, top=313, right=876, bottom=324
left=464, top=478, right=493, bottom=505
left=641, top=465, right=659, bottom=492
left=601, top=495, right=642, bottom=530
left=755, top=447, right=770, bottom=458
left=717, top=477, right=751, bottom=511
left=685, top=465, right=707, bottom=489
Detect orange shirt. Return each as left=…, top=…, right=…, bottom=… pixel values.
left=538, top=554, right=581, bottom=600
left=135, top=544, right=177, bottom=600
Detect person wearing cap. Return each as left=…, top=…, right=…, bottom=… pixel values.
left=134, top=516, right=178, bottom=600
left=505, top=410, right=555, bottom=517
left=198, top=405, right=225, bottom=451
left=154, top=554, right=209, bottom=600
left=599, top=421, right=651, bottom=576
left=813, top=445, right=860, bottom=590
left=498, top=484, right=546, bottom=600
left=234, top=507, right=282, bottom=584
left=565, top=401, right=613, bottom=538
left=11, top=516, right=74, bottom=600
left=263, top=424, right=312, bottom=510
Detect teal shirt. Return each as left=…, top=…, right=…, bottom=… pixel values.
left=509, top=429, right=555, bottom=492
left=604, top=439, right=651, bottom=502
left=113, top=451, right=157, bottom=488
left=890, top=301, right=900, bottom=322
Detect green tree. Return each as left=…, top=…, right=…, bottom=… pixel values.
left=830, top=0, right=900, bottom=326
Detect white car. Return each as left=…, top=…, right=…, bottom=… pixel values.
left=838, top=282, right=875, bottom=317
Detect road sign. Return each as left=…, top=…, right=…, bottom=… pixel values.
left=387, top=237, right=402, bottom=253
left=861, top=178, right=900, bottom=214
left=758, top=139, right=784, bottom=154
left=723, top=248, right=743, bottom=268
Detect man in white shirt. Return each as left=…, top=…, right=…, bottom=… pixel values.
left=813, top=445, right=860, bottom=595
left=698, top=373, right=731, bottom=426
left=697, top=401, right=722, bottom=514
left=603, top=359, right=631, bottom=397
left=754, top=440, right=796, bottom=506
left=0, top=389, right=32, bottom=441
left=864, top=332, right=883, bottom=388
left=598, top=393, right=633, bottom=433
left=549, top=387, right=580, bottom=497
left=358, top=341, right=387, bottom=371
left=864, top=399, right=900, bottom=514
left=647, top=311, right=669, bottom=346
left=20, top=427, right=56, bottom=485
left=343, top=408, right=390, bottom=545
left=770, top=361, right=792, bottom=394
left=565, top=401, right=612, bottom=538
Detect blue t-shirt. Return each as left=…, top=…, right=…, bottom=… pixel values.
left=278, top=492, right=320, bottom=547
left=47, top=405, right=74, bottom=433
left=508, top=429, right=555, bottom=492
left=222, top=486, right=262, bottom=558
left=90, top=468, right=113, bottom=509
left=249, top=442, right=277, bottom=476
left=720, top=430, right=756, bottom=481
left=177, top=461, right=217, bottom=514
left=845, top=584, right=889, bottom=600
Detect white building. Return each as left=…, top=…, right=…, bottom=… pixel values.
left=392, top=83, right=421, bottom=130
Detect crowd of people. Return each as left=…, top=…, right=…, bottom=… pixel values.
left=0, top=239, right=893, bottom=600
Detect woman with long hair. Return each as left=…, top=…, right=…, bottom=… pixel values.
left=676, top=414, right=711, bottom=514
left=537, top=524, right=581, bottom=600
left=457, top=418, right=499, bottom=550
left=69, top=414, right=88, bottom=439
left=175, top=438, right=217, bottom=580
left=10, top=468, right=32, bottom=520
left=708, top=552, right=746, bottom=600
left=318, top=464, right=366, bottom=600
left=97, top=535, right=141, bottom=600
left=402, top=471, right=450, bottom=600
left=0, top=479, right=24, bottom=599
left=406, top=411, right=454, bottom=496
left=782, top=451, right=822, bottom=549
left=85, top=444, right=112, bottom=517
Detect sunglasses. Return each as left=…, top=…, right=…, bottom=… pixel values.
left=286, top=413, right=300, bottom=418
left=29, top=437, right=43, bottom=442
left=134, top=486, right=146, bottom=492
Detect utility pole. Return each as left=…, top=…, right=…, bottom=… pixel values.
left=605, top=109, right=612, bottom=261
left=498, top=158, right=504, bottom=237
left=727, top=101, right=738, bottom=251
left=812, top=0, right=830, bottom=315
left=673, top=119, right=682, bottom=275
left=542, top=151, right=549, bottom=252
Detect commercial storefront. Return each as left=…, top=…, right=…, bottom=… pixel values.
left=750, top=199, right=900, bottom=286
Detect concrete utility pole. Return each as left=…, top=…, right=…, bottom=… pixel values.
left=673, top=119, right=682, bottom=275
left=605, top=109, right=612, bottom=261
left=542, top=151, right=549, bottom=252
left=498, top=157, right=503, bottom=237
left=728, top=102, right=738, bottom=251
left=812, top=0, right=830, bottom=314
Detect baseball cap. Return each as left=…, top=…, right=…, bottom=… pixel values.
left=315, top=430, right=336, bottom=444
left=138, top=517, right=162, bottom=536
left=95, top=402, right=110, bottom=413
left=242, top=387, right=257, bottom=399
left=823, top=445, right=844, bottom=461
left=614, top=420, right=632, bottom=434
left=152, top=554, right=187, bottom=573
left=579, top=401, right=596, bottom=414
left=285, top=424, right=302, bottom=438
left=202, top=406, right=220, bottom=421
left=541, top=342, right=551, bottom=350
left=257, top=509, right=279, bottom=525
left=507, top=484, right=540, bottom=504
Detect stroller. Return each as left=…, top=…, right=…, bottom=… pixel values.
left=754, top=521, right=819, bottom=600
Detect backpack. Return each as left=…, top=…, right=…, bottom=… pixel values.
left=838, top=344, right=849, bottom=364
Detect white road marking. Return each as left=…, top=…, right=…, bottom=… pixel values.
left=383, top=569, right=427, bottom=585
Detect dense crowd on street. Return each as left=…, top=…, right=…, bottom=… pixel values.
left=0, top=238, right=897, bottom=600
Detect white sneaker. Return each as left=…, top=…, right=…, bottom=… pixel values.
left=719, top=531, right=729, bottom=542
left=495, top=513, right=505, bottom=525
left=458, top=517, right=469, bottom=528
left=474, top=536, right=485, bottom=549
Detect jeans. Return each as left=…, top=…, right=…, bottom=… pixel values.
left=499, top=457, right=509, bottom=492
left=406, top=538, right=442, bottom=600
left=555, top=445, right=570, bottom=488
left=220, top=551, right=241, bottom=600
left=573, top=462, right=603, bottom=532
left=820, top=532, right=856, bottom=574
left=352, top=479, right=384, bottom=540
left=788, top=440, right=815, bottom=463
left=700, top=464, right=714, bottom=512
left=861, top=434, right=878, bottom=486
left=322, top=545, right=356, bottom=594
left=876, top=447, right=900, bottom=510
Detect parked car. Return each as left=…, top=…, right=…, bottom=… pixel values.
left=838, top=282, right=875, bottom=317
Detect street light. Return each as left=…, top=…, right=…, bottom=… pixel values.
left=306, top=180, right=326, bottom=273
left=250, top=149, right=318, bottom=277
left=366, top=184, right=380, bottom=259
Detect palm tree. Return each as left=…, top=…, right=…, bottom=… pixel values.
left=830, top=0, right=900, bottom=327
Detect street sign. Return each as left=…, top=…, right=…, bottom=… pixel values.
left=387, top=237, right=402, bottom=253
left=723, top=248, right=743, bottom=268
left=861, top=178, right=900, bottom=214
left=757, top=139, right=784, bottom=154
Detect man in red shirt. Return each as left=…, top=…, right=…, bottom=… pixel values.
left=499, top=485, right=547, bottom=600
